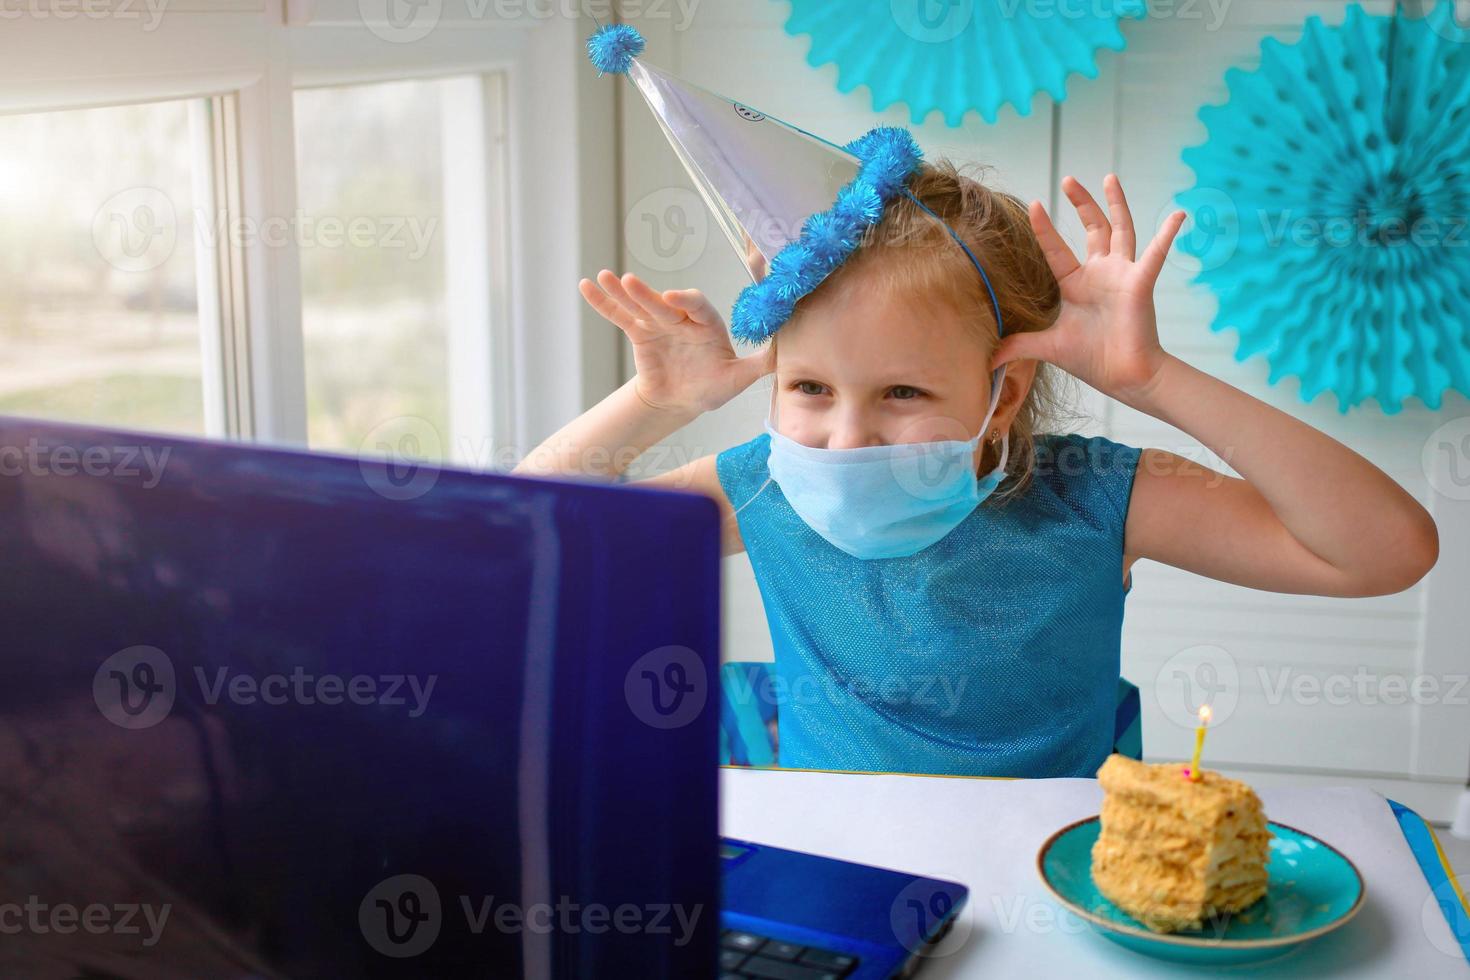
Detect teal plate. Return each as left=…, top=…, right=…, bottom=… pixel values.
left=1037, top=816, right=1365, bottom=965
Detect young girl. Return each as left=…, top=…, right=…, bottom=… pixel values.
left=513, top=161, right=1439, bottom=778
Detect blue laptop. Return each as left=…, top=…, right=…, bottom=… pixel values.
left=0, top=417, right=966, bottom=978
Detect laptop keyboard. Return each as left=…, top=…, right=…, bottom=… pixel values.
left=718, top=928, right=859, bottom=979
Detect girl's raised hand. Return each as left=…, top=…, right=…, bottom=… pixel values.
left=579, top=270, right=773, bottom=416
left=992, top=175, right=1187, bottom=404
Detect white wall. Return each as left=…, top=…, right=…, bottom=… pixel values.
left=614, top=0, right=1470, bottom=817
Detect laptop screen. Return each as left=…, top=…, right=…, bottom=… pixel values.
left=0, top=418, right=721, bottom=977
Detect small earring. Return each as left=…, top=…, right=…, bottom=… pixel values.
left=989, top=429, right=1001, bottom=444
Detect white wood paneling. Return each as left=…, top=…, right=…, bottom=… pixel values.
left=1089, top=4, right=1465, bottom=800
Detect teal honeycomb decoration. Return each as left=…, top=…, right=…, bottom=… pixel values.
left=1178, top=3, right=1470, bottom=413
left=780, top=0, right=1147, bottom=126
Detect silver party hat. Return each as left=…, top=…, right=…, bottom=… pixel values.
left=587, top=23, right=926, bottom=346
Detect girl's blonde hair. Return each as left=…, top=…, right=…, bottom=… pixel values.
left=781, top=157, right=1077, bottom=502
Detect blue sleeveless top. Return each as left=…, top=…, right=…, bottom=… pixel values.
left=715, top=431, right=1142, bottom=778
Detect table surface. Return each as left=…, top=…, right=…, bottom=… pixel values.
left=719, top=767, right=1470, bottom=977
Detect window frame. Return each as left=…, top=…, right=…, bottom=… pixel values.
left=0, top=9, right=619, bottom=460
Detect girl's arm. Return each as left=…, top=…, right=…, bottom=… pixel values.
left=512, top=269, right=771, bottom=481
left=1122, top=357, right=1437, bottom=596
left=994, top=176, right=1439, bottom=597
left=511, top=373, right=697, bottom=480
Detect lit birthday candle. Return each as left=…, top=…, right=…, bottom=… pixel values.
left=1187, top=704, right=1212, bottom=782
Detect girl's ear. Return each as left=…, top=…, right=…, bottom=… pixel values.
left=994, top=358, right=1038, bottom=432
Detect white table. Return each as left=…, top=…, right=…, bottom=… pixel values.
left=720, top=768, right=1470, bottom=977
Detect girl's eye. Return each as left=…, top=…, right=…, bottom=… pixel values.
left=889, top=386, right=922, bottom=400
left=795, top=381, right=827, bottom=396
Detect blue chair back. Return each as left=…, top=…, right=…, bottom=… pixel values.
left=720, top=662, right=1144, bottom=768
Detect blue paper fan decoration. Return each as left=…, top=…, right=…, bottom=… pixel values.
left=1178, top=3, right=1470, bottom=413
left=781, top=0, right=1147, bottom=125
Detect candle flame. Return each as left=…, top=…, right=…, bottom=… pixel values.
left=1199, top=704, right=1212, bottom=725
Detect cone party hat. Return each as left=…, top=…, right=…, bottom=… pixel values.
left=587, top=23, right=927, bottom=346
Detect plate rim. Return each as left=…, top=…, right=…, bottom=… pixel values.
left=1034, top=814, right=1367, bottom=950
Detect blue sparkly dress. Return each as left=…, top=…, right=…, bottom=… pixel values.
left=715, top=431, right=1142, bottom=778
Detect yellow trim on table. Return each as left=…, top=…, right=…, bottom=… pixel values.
left=1425, top=821, right=1470, bottom=918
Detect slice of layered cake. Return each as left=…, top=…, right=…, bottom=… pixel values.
left=1091, top=754, right=1270, bottom=933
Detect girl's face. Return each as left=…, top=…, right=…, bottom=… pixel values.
left=772, top=278, right=1021, bottom=471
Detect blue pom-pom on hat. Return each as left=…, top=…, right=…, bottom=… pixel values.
left=587, top=23, right=645, bottom=76
left=731, top=282, right=796, bottom=342
left=800, top=211, right=859, bottom=263
left=830, top=181, right=884, bottom=229
left=767, top=244, right=822, bottom=302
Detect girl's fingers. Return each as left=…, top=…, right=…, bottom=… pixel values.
left=1028, top=200, right=1082, bottom=283
left=991, top=325, right=1059, bottom=371
left=579, top=278, right=636, bottom=333
left=1062, top=176, right=1112, bottom=258
left=620, top=272, right=685, bottom=326
left=1139, top=209, right=1188, bottom=282
left=1103, top=174, right=1136, bottom=261
left=594, top=269, right=655, bottom=324
left=738, top=346, right=774, bottom=387
left=663, top=288, right=722, bottom=328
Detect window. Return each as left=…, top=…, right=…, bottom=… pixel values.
left=0, top=99, right=210, bottom=435
left=0, top=19, right=559, bottom=462
left=293, top=77, right=463, bottom=461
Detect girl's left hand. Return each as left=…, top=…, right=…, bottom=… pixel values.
left=992, top=174, right=1187, bottom=405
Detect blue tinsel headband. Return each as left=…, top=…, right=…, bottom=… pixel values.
left=729, top=125, right=922, bottom=345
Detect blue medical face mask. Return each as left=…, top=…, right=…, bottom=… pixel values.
left=748, top=365, right=1009, bottom=560
left=729, top=185, right=1013, bottom=560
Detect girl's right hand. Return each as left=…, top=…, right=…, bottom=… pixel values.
left=579, top=270, right=773, bottom=416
